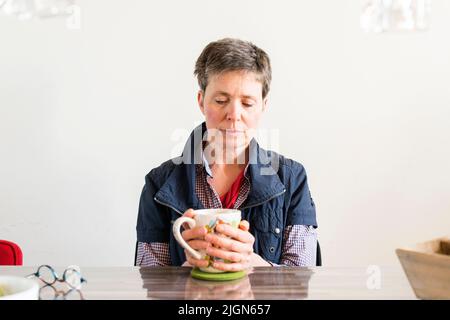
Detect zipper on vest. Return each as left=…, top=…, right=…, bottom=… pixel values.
left=154, top=189, right=286, bottom=214
left=153, top=197, right=183, bottom=215
left=239, top=188, right=286, bottom=210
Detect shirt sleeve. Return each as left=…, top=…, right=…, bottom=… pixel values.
left=135, top=242, right=172, bottom=266
left=285, top=163, right=318, bottom=228
left=268, top=225, right=317, bottom=267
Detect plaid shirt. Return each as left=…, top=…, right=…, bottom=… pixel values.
left=136, top=162, right=317, bottom=267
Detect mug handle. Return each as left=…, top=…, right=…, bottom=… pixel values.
left=172, top=217, right=203, bottom=260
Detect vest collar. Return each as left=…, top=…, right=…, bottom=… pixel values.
left=154, top=122, right=285, bottom=214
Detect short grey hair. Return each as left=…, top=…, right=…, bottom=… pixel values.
left=194, top=38, right=272, bottom=99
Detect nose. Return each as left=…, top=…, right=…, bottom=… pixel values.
left=226, top=100, right=242, bottom=122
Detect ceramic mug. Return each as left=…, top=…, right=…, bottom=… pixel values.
left=172, top=209, right=241, bottom=273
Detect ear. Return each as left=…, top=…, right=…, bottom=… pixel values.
left=197, top=90, right=205, bottom=115
left=262, top=97, right=269, bottom=112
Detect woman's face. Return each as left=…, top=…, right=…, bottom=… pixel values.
left=198, top=70, right=268, bottom=154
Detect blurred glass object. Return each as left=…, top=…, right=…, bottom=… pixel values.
left=361, top=0, right=431, bottom=33
left=0, top=0, right=75, bottom=20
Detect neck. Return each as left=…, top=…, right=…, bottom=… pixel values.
left=203, top=142, right=249, bottom=168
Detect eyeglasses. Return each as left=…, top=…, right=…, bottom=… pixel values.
left=27, top=265, right=87, bottom=290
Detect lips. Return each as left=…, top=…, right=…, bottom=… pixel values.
left=219, top=129, right=245, bottom=134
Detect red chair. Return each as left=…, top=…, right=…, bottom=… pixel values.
left=0, top=240, right=23, bottom=265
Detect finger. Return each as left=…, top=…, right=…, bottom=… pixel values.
left=205, top=233, right=253, bottom=253
left=188, top=239, right=209, bottom=251
left=186, top=256, right=208, bottom=269
left=239, top=220, right=250, bottom=231
left=211, top=260, right=248, bottom=272
left=182, top=209, right=196, bottom=229
left=182, top=226, right=207, bottom=241
left=185, top=251, right=209, bottom=268
left=215, top=223, right=255, bottom=244
left=183, top=208, right=196, bottom=218
left=205, top=245, right=247, bottom=263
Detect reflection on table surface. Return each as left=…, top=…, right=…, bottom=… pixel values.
left=0, top=266, right=416, bottom=300
left=138, top=267, right=314, bottom=300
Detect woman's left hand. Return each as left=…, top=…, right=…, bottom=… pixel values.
left=204, top=220, right=270, bottom=271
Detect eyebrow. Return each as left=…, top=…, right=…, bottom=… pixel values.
left=213, top=91, right=258, bottom=100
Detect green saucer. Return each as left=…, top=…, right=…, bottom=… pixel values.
left=191, top=268, right=247, bottom=281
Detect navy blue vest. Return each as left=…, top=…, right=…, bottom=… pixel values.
left=136, top=122, right=317, bottom=265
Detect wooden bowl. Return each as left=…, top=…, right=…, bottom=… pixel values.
left=396, top=236, right=450, bottom=299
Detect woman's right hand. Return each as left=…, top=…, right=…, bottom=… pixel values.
left=180, top=209, right=210, bottom=269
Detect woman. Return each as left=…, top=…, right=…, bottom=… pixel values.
left=136, top=38, right=318, bottom=271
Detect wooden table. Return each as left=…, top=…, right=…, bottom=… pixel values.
left=0, top=266, right=417, bottom=300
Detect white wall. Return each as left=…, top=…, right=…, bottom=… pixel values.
left=1, top=0, right=449, bottom=267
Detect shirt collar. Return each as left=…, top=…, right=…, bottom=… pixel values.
left=201, top=145, right=250, bottom=179
left=201, top=150, right=214, bottom=177
left=155, top=122, right=285, bottom=212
